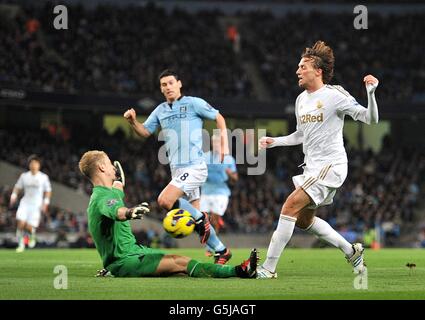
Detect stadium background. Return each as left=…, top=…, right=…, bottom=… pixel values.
left=0, top=0, right=424, bottom=251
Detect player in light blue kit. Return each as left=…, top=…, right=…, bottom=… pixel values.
left=201, top=135, right=238, bottom=262
left=124, top=69, right=232, bottom=264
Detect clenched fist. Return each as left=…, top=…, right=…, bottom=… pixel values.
left=363, top=75, right=379, bottom=94
left=124, top=108, right=137, bottom=123
left=258, top=137, right=276, bottom=149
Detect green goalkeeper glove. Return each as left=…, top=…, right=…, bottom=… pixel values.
left=114, top=161, right=125, bottom=187
left=125, top=202, right=150, bottom=220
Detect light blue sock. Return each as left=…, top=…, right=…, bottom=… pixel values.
left=178, top=198, right=203, bottom=220
left=178, top=199, right=226, bottom=252
left=207, top=226, right=226, bottom=252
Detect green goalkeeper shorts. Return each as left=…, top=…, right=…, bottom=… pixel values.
left=107, top=248, right=165, bottom=277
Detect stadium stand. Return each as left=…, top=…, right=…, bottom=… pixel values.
left=0, top=127, right=423, bottom=248
left=0, top=1, right=424, bottom=248
left=1, top=3, right=424, bottom=104
left=0, top=2, right=252, bottom=98
left=240, top=10, right=425, bottom=103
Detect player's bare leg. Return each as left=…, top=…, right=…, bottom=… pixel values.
left=154, top=255, right=192, bottom=276
left=158, top=184, right=229, bottom=261
left=158, top=184, right=211, bottom=243
left=258, top=187, right=311, bottom=278
left=16, top=220, right=26, bottom=253
left=297, top=207, right=366, bottom=274
left=154, top=251, right=257, bottom=278
left=157, top=184, right=185, bottom=210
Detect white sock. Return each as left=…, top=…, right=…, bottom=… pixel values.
left=16, top=229, right=24, bottom=246
left=305, top=217, right=353, bottom=256
left=30, top=228, right=36, bottom=240
left=263, top=215, right=297, bottom=273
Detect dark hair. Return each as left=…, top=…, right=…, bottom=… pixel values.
left=301, top=40, right=335, bottom=84
left=27, top=154, right=41, bottom=165
left=158, top=69, right=179, bottom=81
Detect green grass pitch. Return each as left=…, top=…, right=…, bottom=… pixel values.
left=0, top=248, right=424, bottom=300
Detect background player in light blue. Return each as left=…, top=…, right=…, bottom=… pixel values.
left=124, top=69, right=233, bottom=264
left=201, top=135, right=238, bottom=262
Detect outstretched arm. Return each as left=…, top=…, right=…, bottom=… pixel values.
left=363, top=75, right=379, bottom=124
left=115, top=203, right=150, bottom=221
left=259, top=130, right=304, bottom=149
left=124, top=108, right=151, bottom=138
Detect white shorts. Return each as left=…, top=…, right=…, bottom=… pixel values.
left=170, top=163, right=208, bottom=202
left=200, top=194, right=230, bottom=216
left=16, top=203, right=42, bottom=228
left=292, top=163, right=348, bottom=209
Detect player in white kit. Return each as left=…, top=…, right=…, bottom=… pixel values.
left=9, top=155, right=52, bottom=252
left=257, top=41, right=379, bottom=278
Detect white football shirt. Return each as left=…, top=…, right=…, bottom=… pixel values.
left=15, top=171, right=52, bottom=206
left=295, top=84, right=370, bottom=168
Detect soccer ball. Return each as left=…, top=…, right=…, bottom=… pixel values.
left=163, top=209, right=196, bottom=238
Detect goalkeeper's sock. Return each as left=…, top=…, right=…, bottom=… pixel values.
left=187, top=259, right=236, bottom=278
left=262, top=215, right=296, bottom=273
left=304, top=217, right=354, bottom=256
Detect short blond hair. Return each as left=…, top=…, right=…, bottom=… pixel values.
left=78, top=150, right=107, bottom=179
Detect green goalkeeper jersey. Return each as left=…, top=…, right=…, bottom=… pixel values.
left=87, top=186, right=144, bottom=267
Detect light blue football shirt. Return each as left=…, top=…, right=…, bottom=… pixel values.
left=202, top=152, right=237, bottom=197
left=143, top=96, right=219, bottom=169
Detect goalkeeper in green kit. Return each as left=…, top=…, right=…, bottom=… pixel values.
left=78, top=150, right=258, bottom=278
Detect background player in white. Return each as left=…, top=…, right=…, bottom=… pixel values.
left=124, top=69, right=233, bottom=264
left=257, top=40, right=379, bottom=278
left=201, top=134, right=238, bottom=261
left=9, top=155, right=52, bottom=252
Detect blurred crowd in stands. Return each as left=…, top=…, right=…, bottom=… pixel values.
left=1, top=2, right=424, bottom=248
left=1, top=3, right=424, bottom=103
left=243, top=10, right=425, bottom=104
left=0, top=127, right=424, bottom=248
left=0, top=2, right=252, bottom=99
